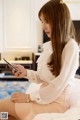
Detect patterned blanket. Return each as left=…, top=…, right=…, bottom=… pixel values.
left=0, top=81, right=30, bottom=99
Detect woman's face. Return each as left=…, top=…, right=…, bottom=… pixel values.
left=40, top=14, right=51, bottom=38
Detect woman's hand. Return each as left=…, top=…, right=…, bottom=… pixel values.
left=12, top=64, right=27, bottom=78
left=11, top=92, right=27, bottom=103
left=40, top=82, right=49, bottom=88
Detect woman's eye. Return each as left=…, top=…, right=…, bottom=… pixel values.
left=45, top=20, right=48, bottom=23
left=44, top=19, right=48, bottom=23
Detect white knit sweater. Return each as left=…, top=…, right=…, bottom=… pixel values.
left=25, top=38, right=79, bottom=104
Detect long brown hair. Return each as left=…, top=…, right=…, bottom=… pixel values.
left=38, top=0, right=78, bottom=76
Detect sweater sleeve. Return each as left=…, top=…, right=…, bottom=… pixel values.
left=29, top=40, right=79, bottom=104
left=25, top=69, right=43, bottom=84
left=25, top=42, right=52, bottom=84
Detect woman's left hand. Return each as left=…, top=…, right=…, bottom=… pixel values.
left=11, top=92, right=27, bottom=103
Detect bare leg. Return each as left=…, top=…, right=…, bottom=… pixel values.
left=0, top=98, right=35, bottom=120
left=0, top=87, right=69, bottom=120
left=0, top=99, right=19, bottom=120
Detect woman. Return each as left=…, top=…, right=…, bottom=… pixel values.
left=0, top=0, right=79, bottom=120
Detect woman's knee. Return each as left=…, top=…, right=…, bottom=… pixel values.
left=0, top=99, right=17, bottom=118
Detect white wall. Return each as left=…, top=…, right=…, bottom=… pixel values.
left=3, top=0, right=31, bottom=51
left=30, top=0, right=49, bottom=49
left=0, top=0, right=80, bottom=53
left=0, top=0, right=4, bottom=52
left=0, top=0, right=49, bottom=53
left=66, top=3, right=80, bottom=20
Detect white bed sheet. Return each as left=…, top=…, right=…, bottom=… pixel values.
left=33, top=107, right=80, bottom=120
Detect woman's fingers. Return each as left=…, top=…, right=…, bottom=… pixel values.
left=11, top=97, right=17, bottom=102
left=11, top=92, right=27, bottom=103
left=12, top=68, right=22, bottom=77
left=11, top=64, right=27, bottom=78
left=11, top=92, right=20, bottom=102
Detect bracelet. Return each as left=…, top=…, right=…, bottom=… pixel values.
left=26, top=94, right=30, bottom=103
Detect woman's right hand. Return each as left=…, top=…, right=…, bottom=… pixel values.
left=40, top=82, right=49, bottom=88
left=12, top=64, right=27, bottom=78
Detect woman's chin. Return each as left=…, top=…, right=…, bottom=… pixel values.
left=47, top=35, right=51, bottom=38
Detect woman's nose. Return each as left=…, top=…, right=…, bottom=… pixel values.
left=42, top=24, right=47, bottom=31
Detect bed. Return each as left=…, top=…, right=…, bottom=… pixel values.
left=25, top=77, right=80, bottom=120
left=0, top=78, right=80, bottom=120
left=33, top=107, right=80, bottom=120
